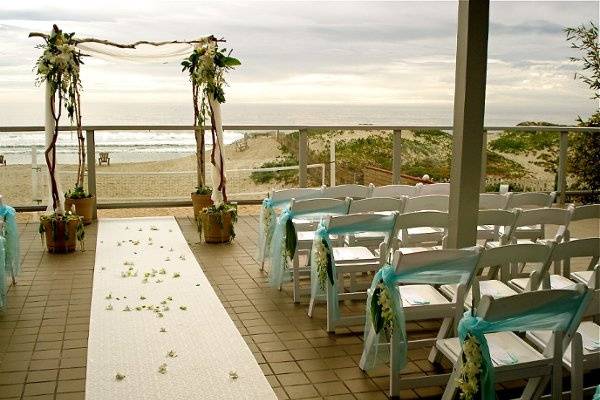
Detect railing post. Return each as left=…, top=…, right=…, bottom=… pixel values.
left=392, top=129, right=402, bottom=184
left=480, top=130, right=487, bottom=192
left=85, top=129, right=97, bottom=220
left=557, top=130, right=568, bottom=206
left=299, top=129, right=308, bottom=187
left=329, top=139, right=336, bottom=186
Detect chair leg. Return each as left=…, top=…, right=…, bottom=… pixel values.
left=441, top=363, right=460, bottom=400
left=389, top=333, right=401, bottom=398
left=570, top=332, right=583, bottom=400
left=428, top=317, right=453, bottom=364
left=292, top=252, right=300, bottom=303
left=326, top=282, right=336, bottom=333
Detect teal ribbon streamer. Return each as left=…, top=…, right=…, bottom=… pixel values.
left=457, top=289, right=591, bottom=399
left=309, top=213, right=399, bottom=321
left=359, top=248, right=481, bottom=373
left=0, top=204, right=20, bottom=309
left=257, top=198, right=281, bottom=264
left=593, top=385, right=600, bottom=400
left=268, top=203, right=348, bottom=288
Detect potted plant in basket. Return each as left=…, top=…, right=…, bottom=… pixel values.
left=65, top=185, right=94, bottom=225
left=35, top=25, right=85, bottom=252
left=191, top=185, right=213, bottom=220
left=182, top=37, right=240, bottom=243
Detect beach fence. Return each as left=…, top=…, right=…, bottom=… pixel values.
left=0, top=124, right=598, bottom=212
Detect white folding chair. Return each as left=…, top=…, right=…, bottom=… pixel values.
left=479, top=192, right=511, bottom=210
left=360, top=247, right=482, bottom=397
left=259, top=187, right=324, bottom=270
left=371, top=184, right=418, bottom=198
left=509, top=238, right=599, bottom=293
left=440, top=242, right=556, bottom=310
left=418, top=182, right=450, bottom=196
left=526, top=285, right=600, bottom=400
left=437, top=286, right=590, bottom=400
left=396, top=210, right=449, bottom=252
left=506, top=192, right=557, bottom=240
left=487, top=207, right=573, bottom=247
left=279, top=198, right=351, bottom=302
left=401, top=196, right=449, bottom=247
left=564, top=204, right=600, bottom=242
left=346, top=197, right=405, bottom=250
left=476, top=208, right=519, bottom=244
left=321, top=184, right=372, bottom=199
left=308, top=212, right=400, bottom=332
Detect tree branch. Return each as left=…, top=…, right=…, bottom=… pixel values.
left=28, top=32, right=225, bottom=48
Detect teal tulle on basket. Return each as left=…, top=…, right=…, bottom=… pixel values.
left=359, top=248, right=481, bottom=373
left=0, top=204, right=20, bottom=309
left=457, top=289, right=591, bottom=400
left=257, top=198, right=281, bottom=265
left=268, top=203, right=348, bottom=288
left=309, top=213, right=399, bottom=319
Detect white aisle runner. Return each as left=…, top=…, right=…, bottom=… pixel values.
left=86, top=217, right=276, bottom=400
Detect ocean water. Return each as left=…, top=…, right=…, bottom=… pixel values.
left=0, top=101, right=590, bottom=165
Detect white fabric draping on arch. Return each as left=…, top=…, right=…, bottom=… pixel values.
left=208, top=95, right=226, bottom=206
left=75, top=42, right=196, bottom=64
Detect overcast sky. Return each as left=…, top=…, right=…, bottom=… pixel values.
left=0, top=1, right=598, bottom=124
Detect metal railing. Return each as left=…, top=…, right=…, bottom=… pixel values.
left=1, top=124, right=598, bottom=213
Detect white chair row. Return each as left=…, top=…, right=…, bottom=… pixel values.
left=358, top=239, right=600, bottom=398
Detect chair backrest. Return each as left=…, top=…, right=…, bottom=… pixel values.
left=325, top=212, right=400, bottom=255
left=477, top=242, right=555, bottom=284
left=289, top=197, right=350, bottom=217
left=396, top=210, right=449, bottom=230
left=570, top=204, right=600, bottom=221
left=99, top=152, right=109, bottom=160
left=371, top=184, right=417, bottom=198
left=321, top=184, right=372, bottom=199
left=506, top=191, right=555, bottom=209
left=417, top=182, right=450, bottom=196
left=553, top=238, right=600, bottom=269
left=513, top=207, right=573, bottom=242
left=479, top=193, right=511, bottom=210
left=392, top=247, right=481, bottom=272
left=270, top=187, right=323, bottom=203
left=475, top=286, right=588, bottom=339
left=0, top=155, right=4, bottom=162
left=348, top=197, right=404, bottom=214
left=403, top=195, right=449, bottom=213
left=477, top=209, right=519, bottom=242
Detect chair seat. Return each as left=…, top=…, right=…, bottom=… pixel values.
left=527, top=321, right=600, bottom=365
left=440, top=280, right=517, bottom=307
left=570, top=270, right=594, bottom=286
left=401, top=227, right=445, bottom=244
left=510, top=274, right=576, bottom=291
left=437, top=331, right=545, bottom=366
left=397, top=284, right=450, bottom=306
left=297, top=231, right=339, bottom=243
left=332, top=246, right=377, bottom=263
left=397, top=245, right=443, bottom=255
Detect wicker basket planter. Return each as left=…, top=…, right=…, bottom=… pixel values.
left=199, top=204, right=237, bottom=244
left=65, top=195, right=95, bottom=225
left=191, top=193, right=213, bottom=220
left=39, top=214, right=84, bottom=253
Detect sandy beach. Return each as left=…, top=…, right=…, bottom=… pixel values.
left=0, top=135, right=293, bottom=206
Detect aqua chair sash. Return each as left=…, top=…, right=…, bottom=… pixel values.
left=360, top=248, right=480, bottom=372
left=0, top=204, right=19, bottom=309
left=308, top=214, right=398, bottom=321
left=257, top=198, right=286, bottom=264
left=268, top=203, right=348, bottom=288
left=457, top=289, right=591, bottom=399
left=593, top=385, right=600, bottom=400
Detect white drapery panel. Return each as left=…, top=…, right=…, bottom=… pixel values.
left=75, top=42, right=197, bottom=64
left=208, top=95, right=226, bottom=206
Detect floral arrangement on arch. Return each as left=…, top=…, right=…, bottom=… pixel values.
left=181, top=38, right=240, bottom=192
left=34, top=25, right=87, bottom=211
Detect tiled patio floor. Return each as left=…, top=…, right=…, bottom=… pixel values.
left=1, top=212, right=598, bottom=400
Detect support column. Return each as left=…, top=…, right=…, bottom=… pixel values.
left=480, top=130, right=487, bottom=192
left=195, top=128, right=205, bottom=187
left=85, top=129, right=97, bottom=220
left=447, top=0, right=490, bottom=248
left=299, top=129, right=308, bottom=187
left=392, top=130, right=402, bottom=184
left=557, top=130, right=568, bottom=206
